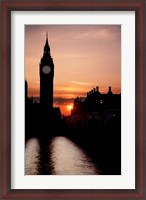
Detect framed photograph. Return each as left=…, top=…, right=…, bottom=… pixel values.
left=0, top=0, right=145, bottom=199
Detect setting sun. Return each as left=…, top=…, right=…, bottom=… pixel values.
left=67, top=104, right=73, bottom=111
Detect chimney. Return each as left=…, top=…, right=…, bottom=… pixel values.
left=96, top=86, right=100, bottom=95
left=107, top=86, right=113, bottom=94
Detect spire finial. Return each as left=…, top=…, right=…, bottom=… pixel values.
left=44, top=31, right=50, bottom=52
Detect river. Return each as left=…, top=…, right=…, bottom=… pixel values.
left=25, top=136, right=100, bottom=175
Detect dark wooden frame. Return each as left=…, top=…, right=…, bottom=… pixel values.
left=0, top=0, right=145, bottom=199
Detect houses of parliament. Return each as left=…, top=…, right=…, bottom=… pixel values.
left=25, top=34, right=61, bottom=139
left=25, top=33, right=121, bottom=174
left=25, top=34, right=121, bottom=139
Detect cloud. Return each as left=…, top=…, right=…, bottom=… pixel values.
left=70, top=81, right=91, bottom=86
left=41, top=25, right=121, bottom=47
left=62, top=26, right=121, bottom=42
left=54, top=90, right=87, bottom=98
left=30, top=97, right=75, bottom=105
left=54, top=96, right=85, bottom=106
left=53, top=97, right=74, bottom=105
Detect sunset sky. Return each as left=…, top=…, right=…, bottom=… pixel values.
left=25, top=25, right=121, bottom=115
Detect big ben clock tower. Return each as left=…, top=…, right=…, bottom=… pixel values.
left=40, top=33, right=54, bottom=109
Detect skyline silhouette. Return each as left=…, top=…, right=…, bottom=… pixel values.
left=25, top=25, right=121, bottom=115
left=25, top=29, right=121, bottom=175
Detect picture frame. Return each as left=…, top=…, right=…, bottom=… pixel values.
left=0, top=0, right=145, bottom=199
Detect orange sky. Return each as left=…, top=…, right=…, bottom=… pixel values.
left=25, top=25, right=121, bottom=115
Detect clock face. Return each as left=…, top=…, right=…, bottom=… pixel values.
left=42, top=65, right=51, bottom=74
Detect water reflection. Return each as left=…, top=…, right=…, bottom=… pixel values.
left=25, top=136, right=99, bottom=175
left=50, top=136, right=99, bottom=175
left=25, top=138, right=40, bottom=175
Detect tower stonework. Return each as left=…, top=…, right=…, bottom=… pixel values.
left=40, top=34, right=54, bottom=109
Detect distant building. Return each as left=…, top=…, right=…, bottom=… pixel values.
left=71, top=86, right=121, bottom=115
left=25, top=80, right=33, bottom=105
left=25, top=80, right=28, bottom=100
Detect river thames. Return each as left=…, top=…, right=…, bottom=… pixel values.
left=25, top=136, right=100, bottom=175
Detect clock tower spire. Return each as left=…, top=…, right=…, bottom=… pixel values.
left=44, top=32, right=50, bottom=53
left=40, top=33, right=54, bottom=109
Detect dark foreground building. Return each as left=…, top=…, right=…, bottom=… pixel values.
left=71, top=86, right=120, bottom=115
left=65, top=86, right=121, bottom=175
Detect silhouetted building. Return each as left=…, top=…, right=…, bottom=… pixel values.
left=25, top=80, right=33, bottom=105
left=71, top=86, right=121, bottom=115
left=40, top=33, right=54, bottom=109
left=25, top=80, right=28, bottom=100
left=107, top=86, right=113, bottom=95
left=25, top=34, right=61, bottom=139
